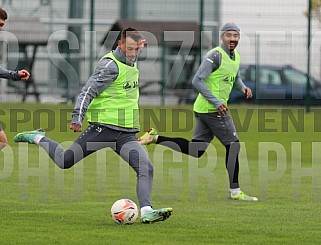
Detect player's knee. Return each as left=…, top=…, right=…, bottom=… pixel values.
left=60, top=154, right=76, bottom=169
left=225, top=140, right=241, bottom=153
left=148, top=162, right=154, bottom=176
left=61, top=162, right=73, bottom=169
left=140, top=161, right=154, bottom=177
left=54, top=161, right=73, bottom=169
left=231, top=140, right=241, bottom=151
left=135, top=161, right=153, bottom=179
left=191, top=139, right=208, bottom=158
left=188, top=150, right=205, bottom=158
left=59, top=149, right=82, bottom=169
left=62, top=158, right=76, bottom=169
left=196, top=150, right=205, bottom=158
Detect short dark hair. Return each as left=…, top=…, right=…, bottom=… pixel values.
left=0, top=8, right=8, bottom=21
left=121, top=27, right=142, bottom=42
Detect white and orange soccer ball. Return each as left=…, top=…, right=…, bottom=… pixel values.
left=110, top=199, right=138, bottom=225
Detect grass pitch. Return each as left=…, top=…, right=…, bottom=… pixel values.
left=1, top=103, right=321, bottom=244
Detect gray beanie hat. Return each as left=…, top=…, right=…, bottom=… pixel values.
left=220, top=22, right=240, bottom=35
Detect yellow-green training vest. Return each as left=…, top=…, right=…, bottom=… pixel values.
left=86, top=52, right=140, bottom=129
left=193, top=47, right=240, bottom=113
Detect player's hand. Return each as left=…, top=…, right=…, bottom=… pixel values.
left=217, top=104, right=228, bottom=116
left=242, top=87, right=253, bottom=99
left=140, top=39, right=146, bottom=49
left=69, top=123, right=82, bottom=132
left=138, top=39, right=146, bottom=54
left=18, top=69, right=30, bottom=81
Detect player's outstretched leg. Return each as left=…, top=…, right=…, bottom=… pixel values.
left=13, top=129, right=45, bottom=144
left=140, top=207, right=173, bottom=224
left=137, top=128, right=158, bottom=145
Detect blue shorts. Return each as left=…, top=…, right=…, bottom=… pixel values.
left=0, top=124, right=3, bottom=131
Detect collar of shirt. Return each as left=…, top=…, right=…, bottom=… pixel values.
left=220, top=44, right=235, bottom=60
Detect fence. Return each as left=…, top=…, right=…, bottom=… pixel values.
left=0, top=0, right=318, bottom=105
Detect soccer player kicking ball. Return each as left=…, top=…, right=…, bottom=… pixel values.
left=138, top=23, right=258, bottom=202
left=14, top=28, right=172, bottom=223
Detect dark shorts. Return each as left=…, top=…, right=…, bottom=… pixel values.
left=192, top=111, right=239, bottom=145
left=0, top=124, right=3, bottom=131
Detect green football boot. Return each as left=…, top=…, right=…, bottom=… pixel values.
left=137, top=128, right=158, bottom=145
left=140, top=207, right=173, bottom=224
left=230, top=191, right=258, bottom=201
left=13, top=129, right=46, bottom=144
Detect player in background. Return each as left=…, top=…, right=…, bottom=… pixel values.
left=14, top=28, right=173, bottom=223
left=138, top=23, right=258, bottom=201
left=0, top=7, right=30, bottom=150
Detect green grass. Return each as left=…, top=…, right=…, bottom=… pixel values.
left=1, top=103, right=321, bottom=244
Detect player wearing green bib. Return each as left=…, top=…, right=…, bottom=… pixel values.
left=14, top=28, right=173, bottom=223
left=139, top=23, right=258, bottom=201
left=193, top=46, right=240, bottom=113
left=86, top=52, right=140, bottom=129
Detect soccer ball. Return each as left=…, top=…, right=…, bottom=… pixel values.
left=110, top=199, right=138, bottom=225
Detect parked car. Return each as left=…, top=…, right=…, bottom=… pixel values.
left=229, top=64, right=321, bottom=105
